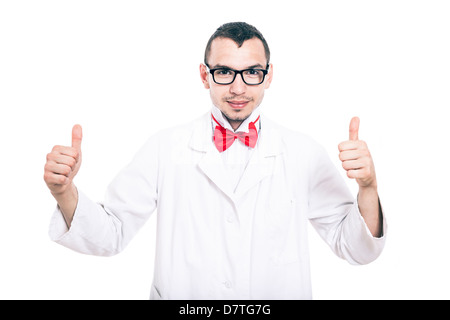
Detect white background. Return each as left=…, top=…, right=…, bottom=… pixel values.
left=1, top=0, right=449, bottom=299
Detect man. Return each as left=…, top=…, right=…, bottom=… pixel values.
left=44, top=22, right=386, bottom=299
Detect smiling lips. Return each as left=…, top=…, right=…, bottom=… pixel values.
left=227, top=100, right=250, bottom=109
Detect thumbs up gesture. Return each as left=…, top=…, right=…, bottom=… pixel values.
left=44, top=125, right=83, bottom=195
left=338, top=117, right=377, bottom=188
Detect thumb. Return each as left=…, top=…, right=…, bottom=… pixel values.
left=71, top=124, right=83, bottom=151
left=349, top=117, right=360, bottom=141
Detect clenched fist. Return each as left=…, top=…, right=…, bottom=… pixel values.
left=44, top=125, right=82, bottom=196
left=338, top=117, right=377, bottom=189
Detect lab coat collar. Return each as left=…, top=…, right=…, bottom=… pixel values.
left=188, top=112, right=284, bottom=200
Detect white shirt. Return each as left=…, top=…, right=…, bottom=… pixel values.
left=211, top=105, right=261, bottom=191
left=49, top=111, right=387, bottom=299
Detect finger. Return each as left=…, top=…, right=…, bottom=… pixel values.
left=44, top=171, right=69, bottom=185
left=349, top=117, right=360, bottom=141
left=342, top=159, right=364, bottom=171
left=47, top=152, right=77, bottom=167
left=346, top=169, right=359, bottom=180
left=72, top=124, right=83, bottom=151
left=347, top=167, right=371, bottom=180
left=338, top=140, right=360, bottom=152
left=45, top=162, right=73, bottom=177
left=51, top=145, right=79, bottom=158
left=339, top=150, right=361, bottom=161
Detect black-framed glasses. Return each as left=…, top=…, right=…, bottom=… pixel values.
left=206, top=64, right=269, bottom=85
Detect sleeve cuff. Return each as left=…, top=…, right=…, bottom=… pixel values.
left=342, top=201, right=387, bottom=265
left=48, top=190, right=119, bottom=256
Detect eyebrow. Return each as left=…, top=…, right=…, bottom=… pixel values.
left=210, top=63, right=266, bottom=70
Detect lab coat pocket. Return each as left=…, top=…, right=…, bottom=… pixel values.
left=267, top=197, right=295, bottom=231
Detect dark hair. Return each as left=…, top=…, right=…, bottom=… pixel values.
left=204, top=22, right=270, bottom=66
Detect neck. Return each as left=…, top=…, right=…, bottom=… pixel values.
left=211, top=104, right=261, bottom=132
left=227, top=119, right=244, bottom=131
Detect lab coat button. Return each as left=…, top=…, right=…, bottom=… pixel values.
left=224, top=281, right=232, bottom=289
left=226, top=216, right=233, bottom=223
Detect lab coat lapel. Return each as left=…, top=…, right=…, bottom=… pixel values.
left=234, top=118, right=284, bottom=196
left=189, top=113, right=235, bottom=200
left=198, top=148, right=235, bottom=200
left=189, top=113, right=284, bottom=201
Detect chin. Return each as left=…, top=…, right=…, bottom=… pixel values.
left=224, top=109, right=252, bottom=122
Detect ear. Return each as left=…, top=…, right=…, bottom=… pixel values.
left=199, top=63, right=210, bottom=89
left=264, top=63, right=274, bottom=89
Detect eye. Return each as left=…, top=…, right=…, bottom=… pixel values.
left=215, top=69, right=233, bottom=76
left=245, top=69, right=262, bottom=76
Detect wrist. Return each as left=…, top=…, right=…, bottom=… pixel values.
left=357, top=182, right=382, bottom=238
left=358, top=179, right=378, bottom=193
left=52, top=182, right=77, bottom=204
left=52, top=183, right=78, bottom=228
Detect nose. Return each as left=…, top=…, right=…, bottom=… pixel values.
left=229, top=73, right=246, bottom=95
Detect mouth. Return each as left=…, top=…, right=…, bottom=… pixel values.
left=227, top=100, right=250, bottom=109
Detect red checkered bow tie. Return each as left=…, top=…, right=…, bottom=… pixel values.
left=212, top=114, right=260, bottom=152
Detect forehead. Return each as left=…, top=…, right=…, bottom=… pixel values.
left=208, top=37, right=267, bottom=69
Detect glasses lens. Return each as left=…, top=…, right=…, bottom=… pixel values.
left=213, top=69, right=235, bottom=84
left=242, top=69, right=265, bottom=85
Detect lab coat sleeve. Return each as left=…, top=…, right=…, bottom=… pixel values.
left=48, top=134, right=160, bottom=256
left=306, top=143, right=387, bottom=265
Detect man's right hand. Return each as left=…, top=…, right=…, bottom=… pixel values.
left=44, top=125, right=82, bottom=226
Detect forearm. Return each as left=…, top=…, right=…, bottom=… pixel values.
left=49, top=188, right=125, bottom=256
left=52, top=182, right=78, bottom=228
left=357, top=185, right=382, bottom=238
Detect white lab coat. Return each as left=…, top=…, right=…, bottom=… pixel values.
left=49, top=112, right=387, bottom=300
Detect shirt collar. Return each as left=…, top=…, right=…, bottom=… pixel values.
left=189, top=111, right=283, bottom=157
left=211, top=104, right=261, bottom=133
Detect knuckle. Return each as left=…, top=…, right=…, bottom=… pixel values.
left=58, top=175, right=67, bottom=184
left=69, top=158, right=77, bottom=168
left=47, top=151, right=57, bottom=161
left=62, top=166, right=71, bottom=176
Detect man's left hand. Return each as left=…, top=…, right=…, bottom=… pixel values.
left=338, top=117, right=377, bottom=189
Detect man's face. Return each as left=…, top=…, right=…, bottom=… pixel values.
left=200, top=37, right=273, bottom=127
